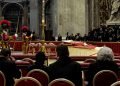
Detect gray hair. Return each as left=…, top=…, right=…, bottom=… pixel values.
left=97, top=46, right=114, bottom=61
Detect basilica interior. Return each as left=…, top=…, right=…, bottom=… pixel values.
left=0, top=0, right=114, bottom=39
left=0, top=0, right=120, bottom=86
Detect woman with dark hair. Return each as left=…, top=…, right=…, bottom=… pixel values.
left=28, top=51, right=48, bottom=72
left=48, top=44, right=82, bottom=86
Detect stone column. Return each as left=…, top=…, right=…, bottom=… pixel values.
left=88, top=0, right=99, bottom=30
left=23, top=1, right=28, bottom=26
left=0, top=1, right=2, bottom=17
left=94, top=0, right=100, bottom=27
left=30, top=0, right=39, bottom=35
left=51, top=0, right=58, bottom=36
left=85, top=0, right=89, bottom=34
left=91, top=0, right=95, bottom=29
left=87, top=0, right=92, bottom=31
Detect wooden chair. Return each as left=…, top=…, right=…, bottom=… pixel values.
left=111, top=81, right=120, bottom=86
left=48, top=78, right=75, bottom=86
left=14, top=77, right=42, bottom=86
left=26, top=69, right=49, bottom=86
left=93, top=70, right=118, bottom=86
left=0, top=71, right=6, bottom=86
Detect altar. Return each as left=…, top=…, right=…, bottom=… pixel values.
left=11, top=41, right=102, bottom=61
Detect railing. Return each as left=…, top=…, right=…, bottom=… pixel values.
left=88, top=41, right=120, bottom=56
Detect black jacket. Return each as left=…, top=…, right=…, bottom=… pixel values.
left=28, top=62, right=48, bottom=73
left=0, top=58, right=21, bottom=86
left=87, top=60, right=119, bottom=86
left=48, top=57, right=82, bottom=86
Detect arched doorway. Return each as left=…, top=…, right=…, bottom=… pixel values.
left=2, top=3, right=23, bottom=35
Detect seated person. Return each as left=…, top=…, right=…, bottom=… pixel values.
left=87, top=46, right=119, bottom=86
left=28, top=51, right=48, bottom=73
left=1, top=48, right=15, bottom=61
left=0, top=48, right=21, bottom=86
left=31, top=31, right=37, bottom=41
left=57, top=34, right=62, bottom=41
left=48, top=44, right=82, bottom=86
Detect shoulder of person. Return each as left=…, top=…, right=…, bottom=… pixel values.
left=71, top=61, right=81, bottom=67
left=48, top=61, right=58, bottom=68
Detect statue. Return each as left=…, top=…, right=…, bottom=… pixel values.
left=107, top=0, right=120, bottom=24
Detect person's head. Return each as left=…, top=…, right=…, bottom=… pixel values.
left=97, top=46, right=114, bottom=61
left=35, top=51, right=46, bottom=64
left=1, top=48, right=11, bottom=57
left=26, top=30, right=31, bottom=37
left=56, top=44, right=69, bottom=58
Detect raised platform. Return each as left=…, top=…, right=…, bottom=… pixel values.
left=11, top=42, right=120, bottom=76
left=7, top=41, right=120, bottom=56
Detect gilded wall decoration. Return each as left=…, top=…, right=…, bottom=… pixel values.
left=98, top=0, right=112, bottom=24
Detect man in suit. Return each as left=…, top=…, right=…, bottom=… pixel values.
left=87, top=46, right=119, bottom=86
left=48, top=44, right=82, bottom=86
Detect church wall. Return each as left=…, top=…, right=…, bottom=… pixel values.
left=53, top=0, right=87, bottom=37
left=0, top=0, right=112, bottom=39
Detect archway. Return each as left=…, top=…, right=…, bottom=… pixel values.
left=2, top=3, right=23, bottom=35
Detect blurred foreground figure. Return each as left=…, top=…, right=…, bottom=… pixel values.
left=87, top=46, right=119, bottom=86
left=0, top=48, right=21, bottom=86
left=28, top=51, right=48, bottom=73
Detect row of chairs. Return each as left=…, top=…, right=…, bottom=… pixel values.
left=84, top=58, right=120, bottom=63
left=15, top=77, right=75, bottom=86
left=83, top=59, right=120, bottom=86
left=0, top=68, right=120, bottom=86
left=14, top=69, right=120, bottom=86
left=0, top=69, right=75, bottom=86
left=93, top=70, right=118, bottom=86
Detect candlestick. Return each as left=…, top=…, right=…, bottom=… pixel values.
left=41, top=0, right=46, bottom=40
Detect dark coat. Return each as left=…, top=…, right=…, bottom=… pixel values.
left=48, top=57, right=82, bottom=86
left=28, top=62, right=48, bottom=73
left=87, top=60, right=119, bottom=86
left=0, top=58, right=21, bottom=86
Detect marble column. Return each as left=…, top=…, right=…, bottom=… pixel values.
left=87, top=0, right=100, bottom=30
left=85, top=0, right=89, bottom=34
left=30, top=0, right=39, bottom=35
left=87, top=0, right=92, bottom=31
left=51, top=0, right=58, bottom=36
left=91, top=0, right=95, bottom=29
left=0, top=1, right=2, bottom=17
left=23, top=1, right=28, bottom=26
left=94, top=0, right=100, bottom=28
